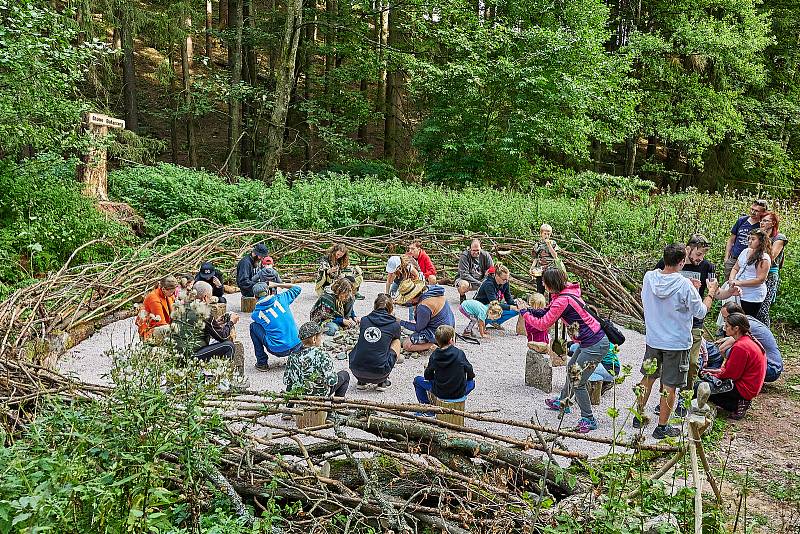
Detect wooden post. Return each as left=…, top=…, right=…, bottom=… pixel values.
left=77, top=112, right=125, bottom=200
left=429, top=394, right=466, bottom=426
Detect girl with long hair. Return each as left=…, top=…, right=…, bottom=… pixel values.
left=728, top=229, right=771, bottom=318
left=756, top=211, right=788, bottom=326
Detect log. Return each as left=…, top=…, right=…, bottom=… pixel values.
left=429, top=394, right=465, bottom=426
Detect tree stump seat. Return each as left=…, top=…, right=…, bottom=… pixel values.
left=429, top=394, right=466, bottom=426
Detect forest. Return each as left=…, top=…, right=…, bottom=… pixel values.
left=1, top=1, right=800, bottom=533
left=1, top=0, right=799, bottom=191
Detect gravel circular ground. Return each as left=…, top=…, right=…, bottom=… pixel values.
left=61, top=281, right=672, bottom=459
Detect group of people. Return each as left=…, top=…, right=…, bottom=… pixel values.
left=135, top=200, right=786, bottom=435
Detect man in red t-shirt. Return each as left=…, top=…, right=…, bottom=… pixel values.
left=408, top=240, right=437, bottom=284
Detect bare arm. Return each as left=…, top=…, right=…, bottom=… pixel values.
left=771, top=240, right=785, bottom=262
left=732, top=257, right=770, bottom=287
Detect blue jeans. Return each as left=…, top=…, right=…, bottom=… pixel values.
left=765, top=366, right=781, bottom=383
left=249, top=322, right=301, bottom=366
left=486, top=308, right=518, bottom=325
left=413, top=375, right=475, bottom=404
left=324, top=321, right=341, bottom=336
left=590, top=364, right=615, bottom=383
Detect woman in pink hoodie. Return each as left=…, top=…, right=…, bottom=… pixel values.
left=520, top=268, right=608, bottom=433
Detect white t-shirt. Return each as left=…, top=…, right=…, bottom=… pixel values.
left=736, top=249, right=770, bottom=302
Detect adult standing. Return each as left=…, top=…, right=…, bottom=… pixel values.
left=137, top=275, right=178, bottom=340
left=655, top=234, right=715, bottom=390
left=703, top=313, right=766, bottom=419
left=718, top=303, right=783, bottom=383
left=349, top=294, right=402, bottom=391
left=236, top=243, right=269, bottom=297
left=757, top=211, right=788, bottom=327
left=396, top=280, right=456, bottom=354
left=522, top=268, right=610, bottom=433
left=195, top=261, right=227, bottom=303
left=455, top=239, right=494, bottom=303
left=408, top=239, right=437, bottom=283
left=474, top=264, right=520, bottom=328
left=316, top=244, right=365, bottom=299
left=729, top=229, right=771, bottom=319
left=250, top=281, right=304, bottom=371
left=635, top=244, right=717, bottom=439
left=724, top=199, right=768, bottom=281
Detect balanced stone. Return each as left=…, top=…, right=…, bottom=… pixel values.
left=525, top=349, right=553, bottom=393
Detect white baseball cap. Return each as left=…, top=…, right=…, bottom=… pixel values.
left=386, top=256, right=401, bottom=274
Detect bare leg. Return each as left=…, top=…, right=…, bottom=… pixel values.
left=403, top=338, right=435, bottom=352
left=636, top=376, right=657, bottom=414
left=659, top=385, right=676, bottom=426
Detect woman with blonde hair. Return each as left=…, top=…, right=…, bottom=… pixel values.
left=316, top=244, right=365, bottom=299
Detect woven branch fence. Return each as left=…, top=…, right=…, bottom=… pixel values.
left=0, top=222, right=670, bottom=532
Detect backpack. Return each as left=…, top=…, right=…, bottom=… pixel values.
left=562, top=294, right=626, bottom=346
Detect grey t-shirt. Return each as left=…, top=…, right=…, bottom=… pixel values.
left=747, top=316, right=782, bottom=375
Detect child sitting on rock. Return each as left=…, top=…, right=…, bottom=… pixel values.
left=413, top=325, right=475, bottom=416
left=458, top=298, right=503, bottom=338
left=520, top=293, right=549, bottom=349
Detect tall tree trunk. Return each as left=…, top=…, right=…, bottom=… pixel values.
left=182, top=17, right=198, bottom=167
left=624, top=135, right=637, bottom=176
left=241, top=0, right=256, bottom=178
left=358, top=78, right=368, bottom=142
left=206, top=0, right=213, bottom=57
left=170, top=44, right=180, bottom=163
left=303, top=2, right=317, bottom=166
left=375, top=0, right=388, bottom=115
left=219, top=0, right=228, bottom=28
left=260, top=0, right=304, bottom=181
left=383, top=1, right=398, bottom=160
left=227, top=0, right=243, bottom=177
left=120, top=19, right=138, bottom=132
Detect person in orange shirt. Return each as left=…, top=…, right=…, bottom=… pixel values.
left=137, top=275, right=178, bottom=340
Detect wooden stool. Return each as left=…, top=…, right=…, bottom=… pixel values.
left=429, top=394, right=466, bottom=426
left=241, top=297, right=256, bottom=313
left=588, top=380, right=602, bottom=405
left=295, top=409, right=328, bottom=428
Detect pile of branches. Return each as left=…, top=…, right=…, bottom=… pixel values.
left=202, top=393, right=679, bottom=533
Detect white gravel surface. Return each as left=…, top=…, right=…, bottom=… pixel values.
left=61, top=281, right=670, bottom=460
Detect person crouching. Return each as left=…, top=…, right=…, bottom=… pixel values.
left=284, top=322, right=350, bottom=399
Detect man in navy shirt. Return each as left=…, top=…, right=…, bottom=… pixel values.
left=724, top=199, right=768, bottom=281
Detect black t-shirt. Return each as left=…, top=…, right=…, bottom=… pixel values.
left=655, top=258, right=715, bottom=328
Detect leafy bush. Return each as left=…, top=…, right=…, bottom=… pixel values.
left=0, top=155, right=130, bottom=289
left=109, top=163, right=799, bottom=324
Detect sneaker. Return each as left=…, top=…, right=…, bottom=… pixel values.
left=355, top=292, right=366, bottom=300
left=652, top=424, right=682, bottom=439
left=654, top=403, right=688, bottom=417
left=632, top=413, right=650, bottom=429
left=732, top=399, right=752, bottom=420
left=414, top=411, right=436, bottom=417
left=255, top=362, right=269, bottom=372
left=375, top=380, right=392, bottom=392
left=545, top=398, right=571, bottom=414
left=574, top=417, right=598, bottom=433
left=335, top=352, right=348, bottom=361
left=356, top=381, right=369, bottom=391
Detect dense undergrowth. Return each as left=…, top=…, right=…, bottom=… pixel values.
left=0, top=343, right=732, bottom=533
left=1, top=156, right=798, bottom=324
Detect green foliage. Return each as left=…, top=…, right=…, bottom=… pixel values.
left=409, top=0, right=637, bottom=184
left=0, top=155, right=130, bottom=288
left=109, top=164, right=800, bottom=324
left=0, top=0, right=109, bottom=155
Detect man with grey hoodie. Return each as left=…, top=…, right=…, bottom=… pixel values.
left=635, top=243, right=719, bottom=439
